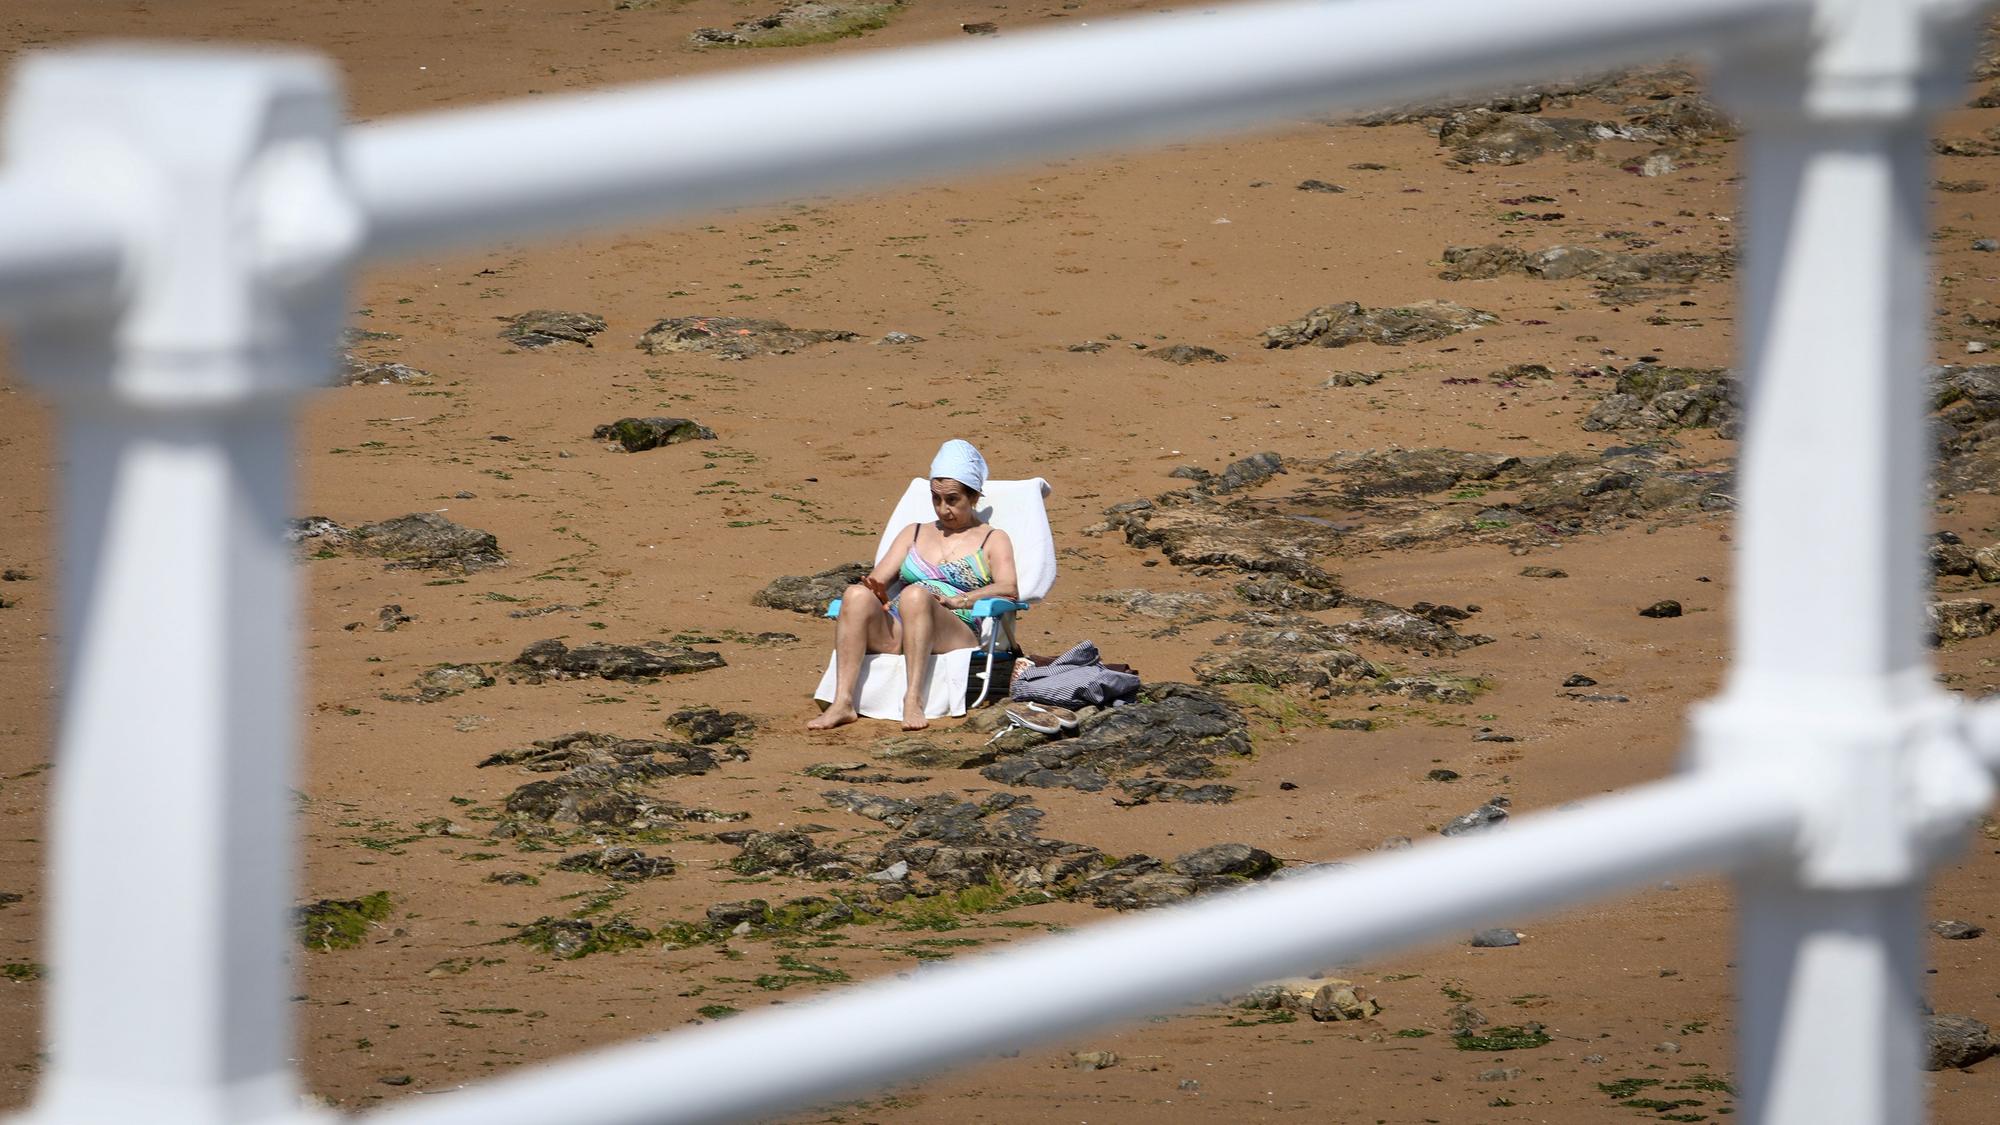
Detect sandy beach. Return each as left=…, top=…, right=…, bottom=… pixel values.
left=4, top=2, right=2000, bottom=1121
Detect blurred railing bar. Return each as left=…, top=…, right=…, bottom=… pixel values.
left=347, top=0, right=1810, bottom=259
left=364, top=774, right=1800, bottom=1125
left=0, top=181, right=124, bottom=320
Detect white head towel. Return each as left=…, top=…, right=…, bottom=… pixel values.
left=929, top=439, right=988, bottom=494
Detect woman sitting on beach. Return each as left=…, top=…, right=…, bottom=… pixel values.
left=808, top=439, right=1018, bottom=731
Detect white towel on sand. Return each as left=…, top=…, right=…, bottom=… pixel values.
left=813, top=649, right=974, bottom=721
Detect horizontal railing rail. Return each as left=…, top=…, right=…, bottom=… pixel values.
left=345, top=0, right=1814, bottom=255
left=365, top=775, right=1803, bottom=1125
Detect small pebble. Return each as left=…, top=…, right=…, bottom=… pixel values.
left=1471, top=928, right=1521, bottom=948
left=1932, top=919, right=1985, bottom=940
left=1639, top=599, right=1683, bottom=618
left=1426, top=768, right=1461, bottom=782
left=1974, top=238, right=1999, bottom=252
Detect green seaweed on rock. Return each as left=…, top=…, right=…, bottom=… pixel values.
left=296, top=891, right=393, bottom=952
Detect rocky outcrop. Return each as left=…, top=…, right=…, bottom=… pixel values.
left=1192, top=645, right=1379, bottom=693
left=1927, top=1014, right=1998, bottom=1070
left=1262, top=299, right=1495, bottom=349
left=1931, top=365, right=2000, bottom=493
left=1580, top=363, right=1740, bottom=437
left=1098, top=443, right=1733, bottom=559
left=666, top=706, right=757, bottom=745
left=592, top=417, right=716, bottom=451
left=755, top=562, right=870, bottom=614
left=478, top=730, right=741, bottom=776
left=978, top=683, right=1253, bottom=802
left=1088, top=588, right=1222, bottom=623
left=340, top=359, right=431, bottom=386
left=555, top=847, right=677, bottom=881
left=1349, top=66, right=1704, bottom=129
left=1441, top=799, right=1510, bottom=836
left=637, top=315, right=857, bottom=359
left=1150, top=344, right=1228, bottom=365
left=500, top=310, right=605, bottom=348
left=1234, top=575, right=1345, bottom=611
left=1079, top=845, right=1282, bottom=910
left=816, top=786, right=1283, bottom=907
left=476, top=732, right=742, bottom=836
left=690, top=1, right=901, bottom=47
left=1235, top=978, right=1381, bottom=1021
left=1107, top=500, right=1343, bottom=591
left=1218, top=604, right=1491, bottom=659
left=1929, top=600, right=1998, bottom=644
left=1169, top=452, right=1286, bottom=495
left=1437, top=244, right=1530, bottom=281
left=291, top=512, right=505, bottom=573
left=506, top=639, right=726, bottom=682
left=1440, top=243, right=1733, bottom=303
left=1619, top=94, right=1734, bottom=142
left=821, top=788, right=1104, bottom=892
left=385, top=663, right=493, bottom=703
left=1439, top=110, right=1605, bottom=164
left=724, top=829, right=858, bottom=880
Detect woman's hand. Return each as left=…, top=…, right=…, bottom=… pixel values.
left=943, top=593, right=972, bottom=611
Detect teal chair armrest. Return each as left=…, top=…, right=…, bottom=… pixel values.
left=826, top=597, right=842, bottom=619
left=968, top=598, right=1028, bottom=618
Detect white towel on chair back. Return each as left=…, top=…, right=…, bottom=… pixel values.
left=813, top=477, right=1054, bottom=721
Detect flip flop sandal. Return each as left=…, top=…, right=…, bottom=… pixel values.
left=1005, top=702, right=1079, bottom=735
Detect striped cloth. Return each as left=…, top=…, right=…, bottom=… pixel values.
left=1009, top=640, right=1140, bottom=708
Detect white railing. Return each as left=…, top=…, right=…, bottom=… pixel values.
left=1, top=0, right=1997, bottom=1123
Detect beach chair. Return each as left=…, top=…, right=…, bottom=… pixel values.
left=813, top=477, right=1057, bottom=722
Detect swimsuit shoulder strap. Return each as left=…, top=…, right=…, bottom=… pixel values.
left=977, top=527, right=994, bottom=549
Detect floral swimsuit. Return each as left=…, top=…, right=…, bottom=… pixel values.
left=891, top=524, right=994, bottom=625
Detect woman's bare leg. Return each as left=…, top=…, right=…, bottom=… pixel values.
left=897, top=587, right=979, bottom=731
left=807, top=584, right=897, bottom=729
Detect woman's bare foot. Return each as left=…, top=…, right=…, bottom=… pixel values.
left=807, top=704, right=858, bottom=730
left=901, top=695, right=930, bottom=731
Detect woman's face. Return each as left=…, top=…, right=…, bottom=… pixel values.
left=930, top=478, right=978, bottom=529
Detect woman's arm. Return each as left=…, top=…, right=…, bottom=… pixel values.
left=861, top=523, right=920, bottom=603
left=941, top=528, right=1018, bottom=609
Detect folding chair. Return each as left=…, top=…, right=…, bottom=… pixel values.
left=813, top=477, right=1057, bottom=722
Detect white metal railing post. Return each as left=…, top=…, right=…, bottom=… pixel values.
left=1701, top=2, right=1997, bottom=1121
left=0, top=48, right=359, bottom=1125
